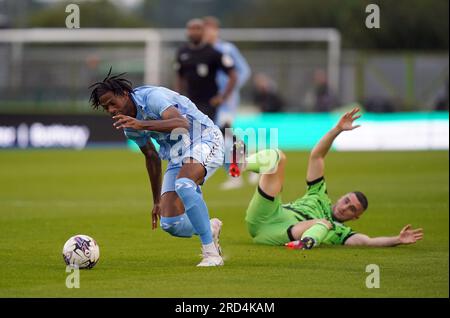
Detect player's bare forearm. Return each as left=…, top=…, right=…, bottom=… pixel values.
left=306, top=127, right=340, bottom=181
left=140, top=143, right=162, bottom=204
left=140, top=142, right=163, bottom=230
left=307, top=108, right=361, bottom=181
left=113, top=106, right=189, bottom=132
left=209, top=70, right=238, bottom=107
left=113, top=116, right=189, bottom=132
left=146, top=157, right=162, bottom=204
left=140, top=118, right=189, bottom=132
left=222, top=69, right=237, bottom=101
left=345, top=234, right=401, bottom=247
left=311, top=108, right=361, bottom=159
left=345, top=225, right=423, bottom=247
left=369, top=236, right=404, bottom=246
left=310, top=126, right=342, bottom=159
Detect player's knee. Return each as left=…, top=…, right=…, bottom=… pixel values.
left=160, top=223, right=188, bottom=237
left=160, top=215, right=194, bottom=238
left=278, top=150, right=287, bottom=163
left=174, top=178, right=198, bottom=208
left=175, top=178, right=196, bottom=196
left=160, top=222, right=177, bottom=236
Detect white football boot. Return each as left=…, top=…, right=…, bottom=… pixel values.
left=210, top=218, right=223, bottom=256
left=197, top=248, right=224, bottom=267
left=197, top=219, right=224, bottom=267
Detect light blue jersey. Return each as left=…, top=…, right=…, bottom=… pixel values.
left=124, top=86, right=215, bottom=161
left=121, top=86, right=224, bottom=250
left=214, top=40, right=251, bottom=126
left=215, top=40, right=251, bottom=90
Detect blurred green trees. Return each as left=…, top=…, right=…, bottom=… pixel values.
left=228, top=0, right=449, bottom=49
left=26, top=0, right=449, bottom=49
left=28, top=0, right=147, bottom=28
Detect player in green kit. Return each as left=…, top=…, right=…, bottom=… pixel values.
left=241, top=107, right=423, bottom=249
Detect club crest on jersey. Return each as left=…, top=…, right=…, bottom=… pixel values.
left=222, top=54, right=234, bottom=68
left=197, top=64, right=209, bottom=77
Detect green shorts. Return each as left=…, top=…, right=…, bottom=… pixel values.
left=245, top=187, right=299, bottom=246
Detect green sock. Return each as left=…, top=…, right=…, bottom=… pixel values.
left=245, top=149, right=280, bottom=174
left=301, top=222, right=329, bottom=247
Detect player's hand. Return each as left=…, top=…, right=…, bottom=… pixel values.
left=151, top=204, right=161, bottom=230
left=209, top=95, right=225, bottom=107
left=398, top=224, right=423, bottom=244
left=112, top=114, right=144, bottom=130
left=336, top=107, right=361, bottom=132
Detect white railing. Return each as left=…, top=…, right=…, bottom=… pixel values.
left=0, top=28, right=341, bottom=92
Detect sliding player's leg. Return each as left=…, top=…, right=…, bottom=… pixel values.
left=245, top=183, right=328, bottom=247
left=286, top=219, right=332, bottom=249
left=243, top=149, right=332, bottom=249
left=246, top=149, right=286, bottom=198
left=245, top=150, right=294, bottom=245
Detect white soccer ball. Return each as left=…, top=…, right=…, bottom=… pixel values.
left=62, top=234, right=100, bottom=269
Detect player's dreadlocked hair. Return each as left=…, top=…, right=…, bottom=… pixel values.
left=89, top=67, right=133, bottom=109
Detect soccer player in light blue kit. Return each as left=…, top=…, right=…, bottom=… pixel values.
left=203, top=16, right=255, bottom=189
left=203, top=16, right=251, bottom=132
left=89, top=70, right=225, bottom=266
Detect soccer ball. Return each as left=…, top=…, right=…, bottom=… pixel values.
left=62, top=234, right=100, bottom=269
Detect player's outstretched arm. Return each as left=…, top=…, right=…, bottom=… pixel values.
left=306, top=107, right=361, bottom=181
left=140, top=141, right=162, bottom=230
left=345, top=225, right=423, bottom=247
left=113, top=106, right=189, bottom=133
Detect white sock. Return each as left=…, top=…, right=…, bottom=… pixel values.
left=203, top=242, right=219, bottom=255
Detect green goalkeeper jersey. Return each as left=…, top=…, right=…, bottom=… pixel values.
left=282, top=177, right=355, bottom=245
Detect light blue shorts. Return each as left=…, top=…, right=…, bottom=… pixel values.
left=215, top=92, right=240, bottom=127
left=161, top=127, right=224, bottom=195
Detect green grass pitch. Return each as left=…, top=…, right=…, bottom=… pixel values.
left=0, top=149, right=448, bottom=297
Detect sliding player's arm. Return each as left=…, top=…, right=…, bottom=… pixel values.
left=112, top=106, right=189, bottom=133
left=140, top=140, right=162, bottom=230
left=345, top=225, right=423, bottom=247
left=306, top=108, right=361, bottom=181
